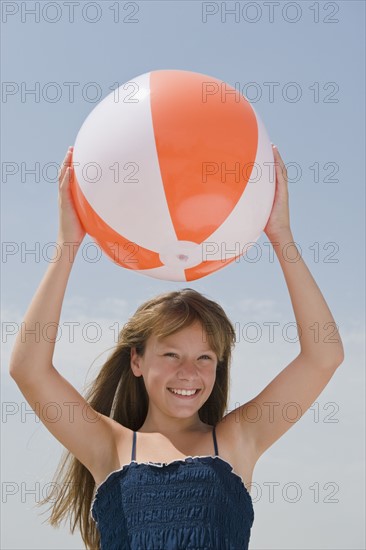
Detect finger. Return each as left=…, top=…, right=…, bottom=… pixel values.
left=59, top=149, right=73, bottom=182
left=272, top=146, right=287, bottom=184
left=59, top=150, right=72, bottom=178
left=59, top=166, right=72, bottom=192
left=273, top=146, right=285, bottom=169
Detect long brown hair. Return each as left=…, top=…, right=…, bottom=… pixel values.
left=36, top=288, right=236, bottom=549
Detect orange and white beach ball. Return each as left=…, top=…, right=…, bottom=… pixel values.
left=71, top=69, right=275, bottom=281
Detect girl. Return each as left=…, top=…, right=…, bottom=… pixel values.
left=9, top=145, right=344, bottom=550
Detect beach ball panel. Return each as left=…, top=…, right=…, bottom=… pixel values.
left=70, top=168, right=164, bottom=270
left=198, top=113, right=275, bottom=262
left=73, top=71, right=179, bottom=252
left=150, top=70, right=258, bottom=243
left=184, top=254, right=239, bottom=281
left=129, top=263, right=188, bottom=282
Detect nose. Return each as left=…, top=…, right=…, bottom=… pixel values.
left=177, top=357, right=199, bottom=378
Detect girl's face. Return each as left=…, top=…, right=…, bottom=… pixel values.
left=130, top=321, right=218, bottom=425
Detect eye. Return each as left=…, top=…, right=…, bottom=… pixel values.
left=199, top=355, right=213, bottom=360
left=164, top=352, right=178, bottom=358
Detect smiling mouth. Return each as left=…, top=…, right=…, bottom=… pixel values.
left=167, top=388, right=201, bottom=398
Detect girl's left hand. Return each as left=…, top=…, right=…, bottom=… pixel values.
left=263, top=145, right=291, bottom=239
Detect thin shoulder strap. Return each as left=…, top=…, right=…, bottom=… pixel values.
left=212, top=425, right=219, bottom=456
left=131, top=430, right=136, bottom=461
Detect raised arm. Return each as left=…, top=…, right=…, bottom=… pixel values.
left=9, top=148, right=85, bottom=372
left=223, top=145, right=345, bottom=460
left=9, top=148, right=123, bottom=479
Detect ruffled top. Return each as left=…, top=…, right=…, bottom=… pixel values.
left=91, top=426, right=254, bottom=549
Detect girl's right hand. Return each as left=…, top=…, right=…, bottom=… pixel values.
left=57, top=147, right=86, bottom=246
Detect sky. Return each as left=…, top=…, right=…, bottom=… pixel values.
left=1, top=1, right=365, bottom=549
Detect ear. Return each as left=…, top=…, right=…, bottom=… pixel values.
left=130, top=347, right=143, bottom=377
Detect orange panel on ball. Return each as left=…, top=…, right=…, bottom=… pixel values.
left=184, top=254, right=239, bottom=281
left=150, top=70, right=258, bottom=244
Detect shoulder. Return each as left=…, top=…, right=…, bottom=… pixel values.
left=88, top=416, right=132, bottom=485
left=215, top=409, right=259, bottom=466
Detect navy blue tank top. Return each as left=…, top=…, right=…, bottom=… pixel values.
left=91, top=425, right=254, bottom=549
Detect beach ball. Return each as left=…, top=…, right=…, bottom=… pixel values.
left=71, top=69, right=275, bottom=281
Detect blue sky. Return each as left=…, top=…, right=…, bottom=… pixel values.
left=1, top=1, right=365, bottom=548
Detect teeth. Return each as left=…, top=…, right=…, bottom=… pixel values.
left=169, top=388, right=198, bottom=396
